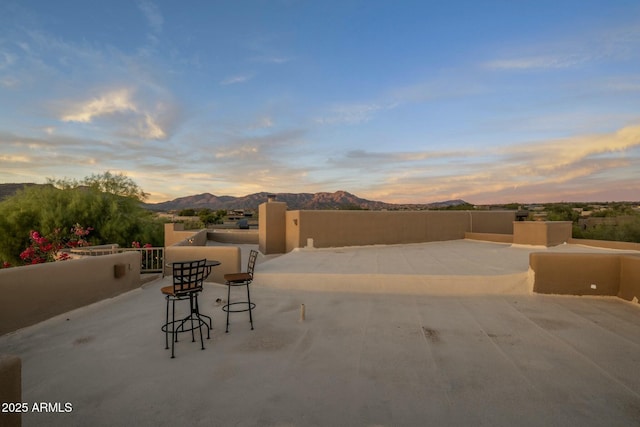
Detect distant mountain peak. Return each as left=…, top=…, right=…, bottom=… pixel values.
left=142, top=190, right=468, bottom=211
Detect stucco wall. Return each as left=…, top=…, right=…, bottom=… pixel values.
left=259, top=201, right=287, bottom=254
left=164, top=223, right=208, bottom=247
left=530, top=252, right=621, bottom=296
left=513, top=221, right=572, bottom=246
left=619, top=255, right=640, bottom=302
left=284, top=210, right=516, bottom=252
left=568, top=238, right=640, bottom=252
left=208, top=229, right=258, bottom=244
left=164, top=246, right=241, bottom=284
left=530, top=252, right=640, bottom=302
left=0, top=252, right=141, bottom=336
left=0, top=354, right=21, bottom=427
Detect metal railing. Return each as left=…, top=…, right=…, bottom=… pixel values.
left=120, top=247, right=165, bottom=274
left=68, top=245, right=165, bottom=275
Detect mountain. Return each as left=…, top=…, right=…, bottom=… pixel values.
left=143, top=190, right=468, bottom=211
left=0, top=183, right=467, bottom=211
left=0, top=183, right=48, bottom=201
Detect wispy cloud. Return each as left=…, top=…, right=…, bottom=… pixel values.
left=61, top=89, right=137, bottom=123
left=136, top=0, right=164, bottom=34
left=329, top=123, right=640, bottom=204
left=59, top=88, right=168, bottom=140
left=484, top=54, right=588, bottom=70
left=220, top=74, right=253, bottom=85
left=484, top=23, right=640, bottom=72
left=315, top=103, right=394, bottom=125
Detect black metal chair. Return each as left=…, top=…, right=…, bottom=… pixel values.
left=222, top=249, right=258, bottom=333
left=161, top=259, right=212, bottom=358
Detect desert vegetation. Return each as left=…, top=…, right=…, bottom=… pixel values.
left=0, top=172, right=164, bottom=266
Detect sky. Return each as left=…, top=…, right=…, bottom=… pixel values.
left=1, top=1, right=639, bottom=205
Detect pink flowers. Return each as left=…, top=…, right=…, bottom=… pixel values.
left=131, top=241, right=152, bottom=248
left=17, top=224, right=93, bottom=265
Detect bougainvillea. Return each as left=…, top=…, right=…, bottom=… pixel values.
left=18, top=224, right=93, bottom=265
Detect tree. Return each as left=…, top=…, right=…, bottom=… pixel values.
left=49, top=171, right=148, bottom=201
left=0, top=173, right=163, bottom=264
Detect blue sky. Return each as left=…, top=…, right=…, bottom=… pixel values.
left=1, top=0, right=639, bottom=204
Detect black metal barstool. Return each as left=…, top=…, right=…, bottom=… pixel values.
left=222, top=249, right=258, bottom=333
left=161, top=259, right=212, bottom=358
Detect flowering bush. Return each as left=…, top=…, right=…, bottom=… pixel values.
left=131, top=241, right=152, bottom=249
left=18, top=224, right=93, bottom=265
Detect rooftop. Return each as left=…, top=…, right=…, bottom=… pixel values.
left=2, top=240, right=639, bottom=426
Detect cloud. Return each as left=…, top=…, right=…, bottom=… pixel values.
left=136, top=0, right=164, bottom=34
left=484, top=54, right=588, bottom=70
left=220, top=74, right=253, bottom=85
left=484, top=23, right=640, bottom=72
left=325, top=123, right=640, bottom=204
left=59, top=88, right=170, bottom=140
left=61, top=89, right=137, bottom=123
left=315, top=103, right=387, bottom=125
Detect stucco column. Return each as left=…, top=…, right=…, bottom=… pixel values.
left=259, top=201, right=287, bottom=254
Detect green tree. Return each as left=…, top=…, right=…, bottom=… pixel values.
left=0, top=173, right=163, bottom=264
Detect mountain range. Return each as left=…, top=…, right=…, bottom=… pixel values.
left=142, top=191, right=468, bottom=211
left=0, top=183, right=467, bottom=211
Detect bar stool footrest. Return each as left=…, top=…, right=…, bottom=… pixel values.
left=222, top=301, right=256, bottom=313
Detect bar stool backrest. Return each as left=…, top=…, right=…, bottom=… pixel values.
left=247, top=250, right=258, bottom=281
left=172, top=259, right=207, bottom=295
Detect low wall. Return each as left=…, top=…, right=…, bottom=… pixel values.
left=0, top=354, right=21, bottom=427
left=283, top=210, right=516, bottom=252
left=620, top=255, right=640, bottom=302
left=513, top=221, right=572, bottom=246
left=465, top=232, right=513, bottom=244
left=164, top=223, right=208, bottom=247
left=164, top=246, right=241, bottom=284
left=568, top=238, right=640, bottom=252
left=530, top=252, right=640, bottom=302
left=0, top=252, right=141, bottom=336
left=208, top=229, right=259, bottom=244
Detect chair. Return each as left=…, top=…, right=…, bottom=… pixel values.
left=161, top=259, right=212, bottom=358
left=222, top=250, right=258, bottom=333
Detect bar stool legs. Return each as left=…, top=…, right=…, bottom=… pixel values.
left=223, top=281, right=255, bottom=333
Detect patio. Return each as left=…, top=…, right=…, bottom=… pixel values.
left=1, top=241, right=639, bottom=426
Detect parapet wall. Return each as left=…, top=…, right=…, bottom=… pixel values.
left=0, top=252, right=141, bottom=336
left=164, top=245, right=241, bottom=284
left=268, top=209, right=516, bottom=253
left=164, top=224, right=242, bottom=283
left=530, top=252, right=640, bottom=302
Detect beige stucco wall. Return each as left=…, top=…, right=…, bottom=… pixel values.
left=0, top=252, right=141, bottom=336
left=513, top=221, right=572, bottom=246
left=619, top=255, right=640, bottom=302
left=464, top=232, right=514, bottom=244
left=284, top=210, right=516, bottom=252
left=568, top=238, right=640, bottom=252
left=164, top=223, right=208, bottom=247
left=0, top=354, right=21, bottom=427
left=530, top=252, right=621, bottom=296
left=530, top=251, right=640, bottom=302
left=164, top=246, right=241, bottom=284
left=259, top=201, right=287, bottom=254
left=208, top=229, right=258, bottom=244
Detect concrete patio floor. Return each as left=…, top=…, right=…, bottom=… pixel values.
left=2, top=240, right=640, bottom=426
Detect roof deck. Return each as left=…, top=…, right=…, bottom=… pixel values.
left=2, top=241, right=639, bottom=426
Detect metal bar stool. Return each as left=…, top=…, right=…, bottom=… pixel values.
left=222, top=249, right=258, bottom=333
left=161, top=259, right=212, bottom=358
